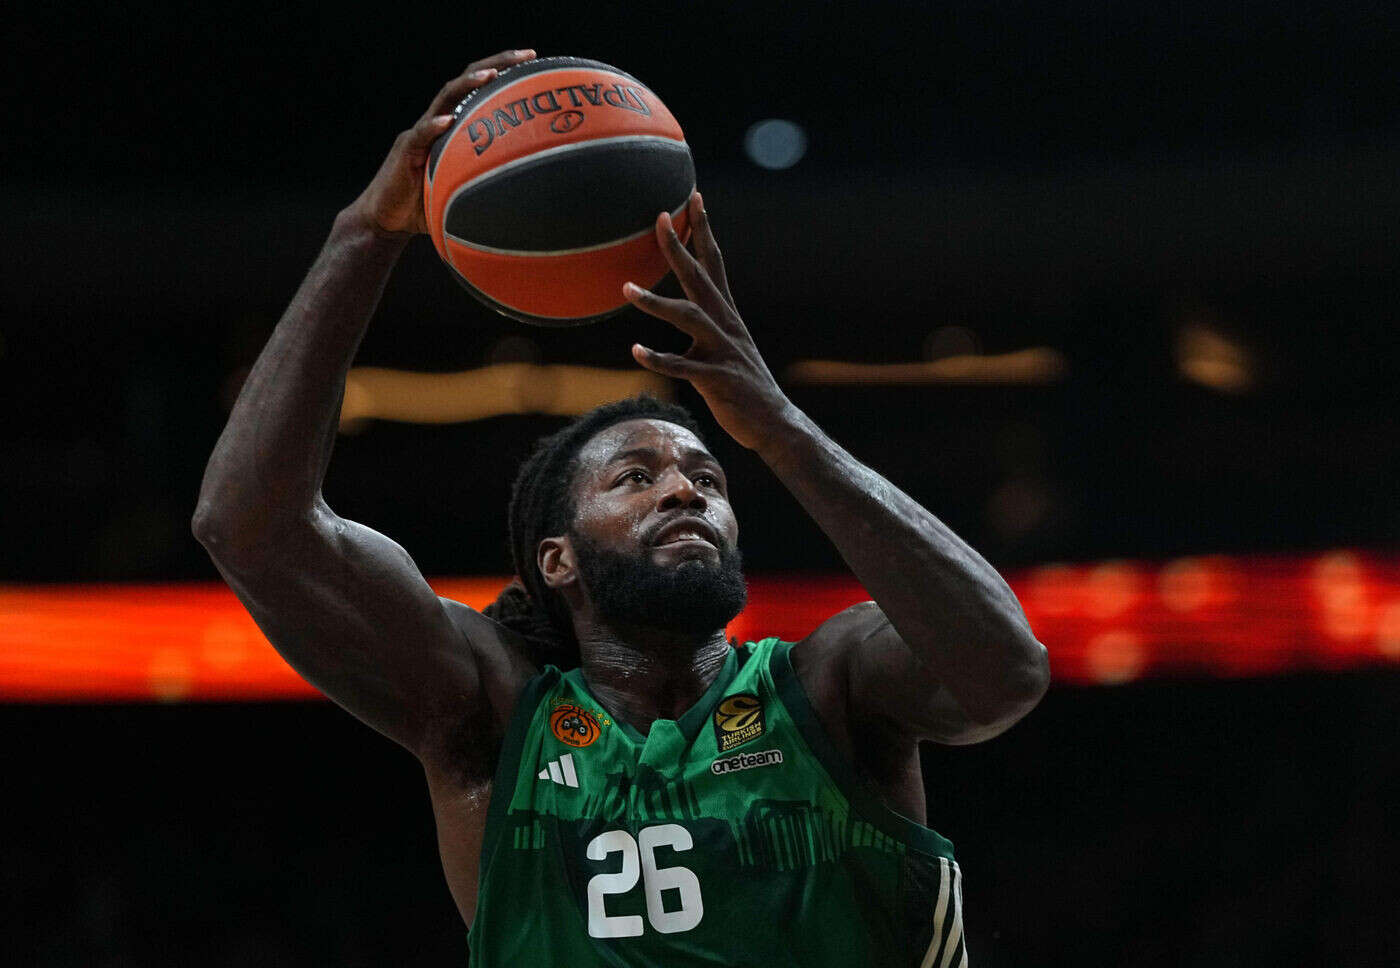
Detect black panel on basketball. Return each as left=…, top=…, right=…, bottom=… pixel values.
left=443, top=139, right=695, bottom=251
left=427, top=57, right=645, bottom=181
left=444, top=264, right=630, bottom=327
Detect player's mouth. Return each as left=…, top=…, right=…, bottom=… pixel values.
left=651, top=518, right=719, bottom=550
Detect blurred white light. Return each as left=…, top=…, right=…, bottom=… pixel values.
left=743, top=119, right=808, bottom=170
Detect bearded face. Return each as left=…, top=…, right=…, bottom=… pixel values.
left=569, top=526, right=747, bottom=636
left=542, top=418, right=748, bottom=640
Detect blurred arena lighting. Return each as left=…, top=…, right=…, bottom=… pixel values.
left=1378, top=600, right=1400, bottom=658
left=3, top=551, right=1400, bottom=700
left=485, top=334, right=543, bottom=365
left=985, top=476, right=1053, bottom=539
left=337, top=364, right=672, bottom=431
left=742, top=119, right=808, bottom=169
left=1313, top=550, right=1372, bottom=641
left=783, top=348, right=1067, bottom=386
left=1175, top=323, right=1255, bottom=393
left=922, top=326, right=981, bottom=360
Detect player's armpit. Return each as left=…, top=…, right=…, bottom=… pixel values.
left=812, top=601, right=1040, bottom=746
left=207, top=500, right=492, bottom=758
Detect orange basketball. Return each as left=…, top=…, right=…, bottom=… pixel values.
left=424, top=57, right=694, bottom=326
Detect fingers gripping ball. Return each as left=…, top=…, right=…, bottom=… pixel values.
left=424, top=57, right=695, bottom=326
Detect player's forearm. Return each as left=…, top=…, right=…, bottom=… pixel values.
left=757, top=405, right=1049, bottom=723
left=193, top=207, right=409, bottom=553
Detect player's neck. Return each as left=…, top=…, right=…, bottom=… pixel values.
left=575, top=624, right=730, bottom=735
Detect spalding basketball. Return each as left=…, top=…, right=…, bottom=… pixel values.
left=424, top=57, right=694, bottom=326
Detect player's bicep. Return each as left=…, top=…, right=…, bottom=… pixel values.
left=832, top=602, right=1017, bottom=746
left=216, top=504, right=480, bottom=753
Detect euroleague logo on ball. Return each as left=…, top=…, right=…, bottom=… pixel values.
left=550, top=110, right=585, bottom=134
left=550, top=701, right=604, bottom=748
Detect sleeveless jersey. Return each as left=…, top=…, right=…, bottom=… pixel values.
left=467, top=637, right=969, bottom=967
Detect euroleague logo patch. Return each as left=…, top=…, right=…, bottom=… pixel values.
left=713, top=693, right=765, bottom=752
left=550, top=701, right=605, bottom=748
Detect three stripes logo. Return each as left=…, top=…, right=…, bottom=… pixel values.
left=919, top=857, right=967, bottom=968
left=537, top=753, right=580, bottom=789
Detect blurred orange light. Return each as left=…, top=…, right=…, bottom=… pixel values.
left=338, top=364, right=672, bottom=429
left=1176, top=323, right=1256, bottom=393
left=783, top=348, right=1067, bottom=386
left=2, top=552, right=1399, bottom=702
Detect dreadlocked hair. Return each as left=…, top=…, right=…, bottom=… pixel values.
left=481, top=395, right=706, bottom=670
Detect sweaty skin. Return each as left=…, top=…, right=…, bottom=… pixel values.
left=193, top=53, right=1050, bottom=926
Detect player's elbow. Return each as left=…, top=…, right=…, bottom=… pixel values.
left=191, top=499, right=251, bottom=561
left=1015, top=636, right=1052, bottom=701
left=959, top=635, right=1051, bottom=729
left=190, top=499, right=220, bottom=547
left=191, top=498, right=305, bottom=575
left=996, top=637, right=1051, bottom=723
left=192, top=506, right=256, bottom=578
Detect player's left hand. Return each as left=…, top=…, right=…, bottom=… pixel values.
left=624, top=192, right=795, bottom=452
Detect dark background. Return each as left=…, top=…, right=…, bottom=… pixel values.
left=8, top=675, right=1397, bottom=966
left=5, top=1, right=1398, bottom=964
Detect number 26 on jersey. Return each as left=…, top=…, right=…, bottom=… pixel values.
left=586, top=824, right=704, bottom=938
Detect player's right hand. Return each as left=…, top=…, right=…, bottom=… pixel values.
left=349, top=49, right=536, bottom=236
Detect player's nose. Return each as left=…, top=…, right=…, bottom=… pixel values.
left=656, top=469, right=706, bottom=511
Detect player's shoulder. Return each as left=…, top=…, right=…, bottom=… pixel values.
left=792, top=600, right=886, bottom=668
left=804, top=600, right=886, bottom=641
left=421, top=598, right=543, bottom=771
left=440, top=597, right=542, bottom=696
left=787, top=600, right=887, bottom=722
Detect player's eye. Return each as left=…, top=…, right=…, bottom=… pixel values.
left=694, top=474, right=719, bottom=489
left=617, top=469, right=651, bottom=486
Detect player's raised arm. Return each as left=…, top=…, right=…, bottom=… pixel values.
left=191, top=51, right=536, bottom=755
left=624, top=193, right=1051, bottom=745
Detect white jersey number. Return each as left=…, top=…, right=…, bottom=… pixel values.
left=585, top=824, right=704, bottom=938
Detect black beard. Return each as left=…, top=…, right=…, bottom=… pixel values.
left=570, top=528, right=748, bottom=636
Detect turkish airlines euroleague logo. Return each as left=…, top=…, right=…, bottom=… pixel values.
left=713, top=693, right=765, bottom=752
left=465, top=82, right=653, bottom=155
left=550, top=702, right=603, bottom=748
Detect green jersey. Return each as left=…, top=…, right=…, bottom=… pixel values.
left=468, top=637, right=968, bottom=967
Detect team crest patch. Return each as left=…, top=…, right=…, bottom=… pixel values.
left=550, top=701, right=606, bottom=748
left=713, top=693, right=765, bottom=751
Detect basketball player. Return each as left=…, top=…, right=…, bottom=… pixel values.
left=193, top=50, right=1049, bottom=967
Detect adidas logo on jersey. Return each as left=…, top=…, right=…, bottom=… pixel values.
left=537, top=753, right=580, bottom=788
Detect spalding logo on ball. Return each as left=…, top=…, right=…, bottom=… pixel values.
left=424, top=57, right=695, bottom=326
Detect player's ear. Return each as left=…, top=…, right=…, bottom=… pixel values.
left=537, top=535, right=578, bottom=592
